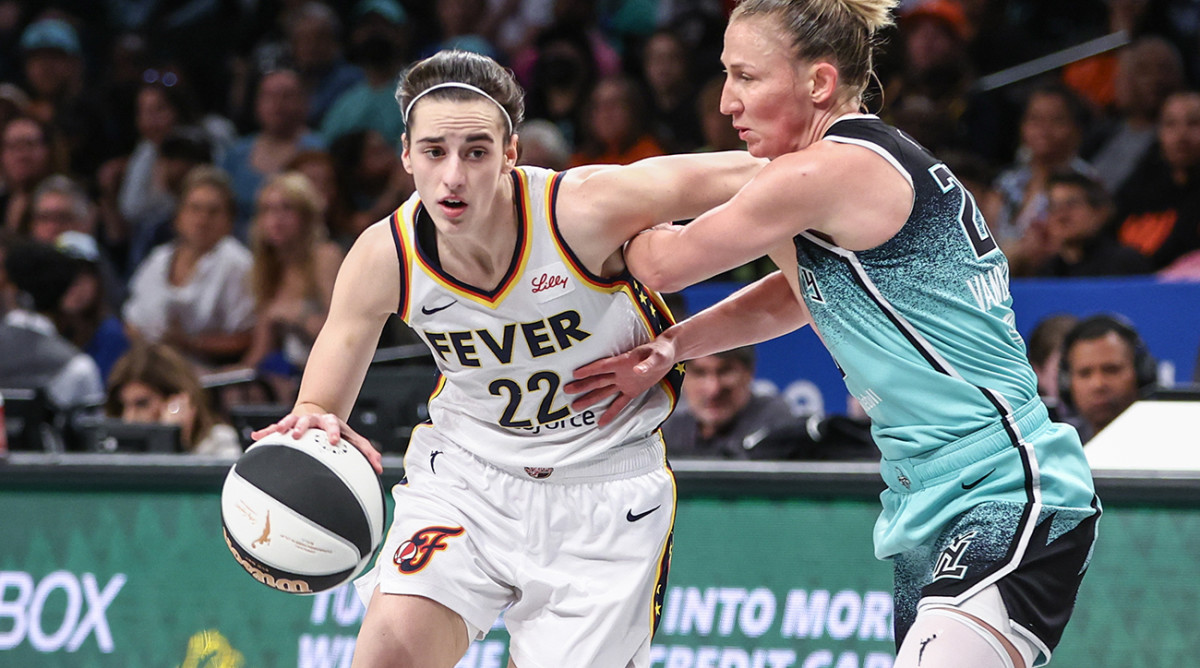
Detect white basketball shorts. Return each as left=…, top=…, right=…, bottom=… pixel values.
left=354, top=425, right=676, bottom=668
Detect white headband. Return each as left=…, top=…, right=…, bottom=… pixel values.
left=403, top=82, right=513, bottom=135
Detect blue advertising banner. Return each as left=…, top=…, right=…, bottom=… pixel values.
left=681, top=277, right=1200, bottom=416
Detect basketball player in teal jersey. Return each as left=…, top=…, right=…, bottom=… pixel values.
left=251, top=50, right=765, bottom=667
left=567, top=2, right=1099, bottom=667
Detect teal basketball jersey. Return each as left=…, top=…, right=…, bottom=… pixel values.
left=795, top=116, right=1036, bottom=462
left=795, top=116, right=1096, bottom=560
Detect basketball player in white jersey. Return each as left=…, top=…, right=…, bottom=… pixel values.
left=251, top=49, right=764, bottom=667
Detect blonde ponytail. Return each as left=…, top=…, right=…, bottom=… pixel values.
left=731, top=0, right=898, bottom=102
left=836, top=0, right=898, bottom=34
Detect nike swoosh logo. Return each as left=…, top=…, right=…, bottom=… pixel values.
left=421, top=301, right=457, bottom=315
left=626, top=505, right=661, bottom=522
left=961, top=468, right=996, bottom=490
left=430, top=450, right=443, bottom=474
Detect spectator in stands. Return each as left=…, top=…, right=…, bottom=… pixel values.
left=1060, top=314, right=1158, bottom=444
left=52, top=231, right=129, bottom=383
left=19, top=16, right=114, bottom=176
left=661, top=346, right=795, bottom=460
left=885, top=0, right=976, bottom=154
left=0, top=238, right=104, bottom=412
left=106, top=126, right=214, bottom=276
left=518, top=25, right=604, bottom=147
left=238, top=172, right=344, bottom=401
left=123, top=166, right=256, bottom=370
left=0, top=83, right=30, bottom=131
left=1085, top=37, right=1186, bottom=195
left=286, top=149, right=356, bottom=248
left=481, top=0, right=553, bottom=56
left=1113, top=90, right=1200, bottom=270
left=221, top=69, right=324, bottom=237
left=992, top=83, right=1094, bottom=250
left=287, top=2, right=364, bottom=128
left=1, top=115, right=58, bottom=235
left=106, top=82, right=198, bottom=259
left=516, top=119, right=571, bottom=171
left=320, top=0, right=410, bottom=147
left=569, top=75, right=665, bottom=167
left=1026, top=313, right=1079, bottom=422
left=328, top=129, right=412, bottom=235
left=104, top=341, right=241, bottom=456
left=640, top=27, right=704, bottom=152
left=28, top=174, right=126, bottom=309
left=1061, top=0, right=1158, bottom=111
left=1014, top=171, right=1151, bottom=277
left=438, top=0, right=499, bottom=54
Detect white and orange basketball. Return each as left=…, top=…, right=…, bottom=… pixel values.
left=221, top=429, right=386, bottom=594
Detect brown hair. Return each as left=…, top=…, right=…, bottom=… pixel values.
left=731, top=0, right=897, bottom=105
left=396, top=50, right=525, bottom=139
left=104, top=341, right=219, bottom=452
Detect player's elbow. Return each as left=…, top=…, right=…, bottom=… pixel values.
left=634, top=265, right=689, bottom=294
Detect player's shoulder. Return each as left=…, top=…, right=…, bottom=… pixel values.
left=345, top=219, right=401, bottom=266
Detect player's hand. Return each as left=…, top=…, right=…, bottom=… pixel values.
left=564, top=337, right=678, bottom=427
left=251, top=413, right=383, bottom=474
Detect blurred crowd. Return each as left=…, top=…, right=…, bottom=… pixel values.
left=1, top=0, right=1199, bottom=454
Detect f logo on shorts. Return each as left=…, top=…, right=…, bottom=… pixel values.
left=394, top=526, right=465, bottom=574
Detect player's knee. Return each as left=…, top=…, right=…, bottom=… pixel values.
left=894, top=609, right=1020, bottom=668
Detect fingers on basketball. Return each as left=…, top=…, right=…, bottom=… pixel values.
left=251, top=414, right=293, bottom=441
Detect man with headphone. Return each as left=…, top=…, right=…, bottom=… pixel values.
left=1059, top=314, right=1159, bottom=443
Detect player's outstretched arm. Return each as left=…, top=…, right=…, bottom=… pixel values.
left=566, top=272, right=810, bottom=425
left=554, top=151, right=766, bottom=267
left=626, top=142, right=913, bottom=293
left=250, top=222, right=400, bottom=472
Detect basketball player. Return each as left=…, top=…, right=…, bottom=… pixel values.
left=565, top=2, right=1099, bottom=667
left=252, top=50, right=764, bottom=667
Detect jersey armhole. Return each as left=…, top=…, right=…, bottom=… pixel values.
left=824, top=134, right=917, bottom=224
left=546, top=170, right=624, bottom=288
left=388, top=208, right=411, bottom=320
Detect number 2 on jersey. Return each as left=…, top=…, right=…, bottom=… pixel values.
left=930, top=163, right=997, bottom=258
left=488, top=371, right=571, bottom=428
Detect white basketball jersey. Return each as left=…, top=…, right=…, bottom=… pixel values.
left=389, top=166, right=681, bottom=469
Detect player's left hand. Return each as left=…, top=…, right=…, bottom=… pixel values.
left=564, top=337, right=677, bottom=427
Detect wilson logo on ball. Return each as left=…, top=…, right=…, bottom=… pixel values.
left=394, top=526, right=465, bottom=574
left=223, top=528, right=313, bottom=593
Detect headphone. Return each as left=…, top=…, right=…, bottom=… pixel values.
left=1057, top=314, right=1157, bottom=412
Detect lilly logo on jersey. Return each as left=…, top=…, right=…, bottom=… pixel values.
left=529, top=262, right=575, bottom=302
left=394, top=526, right=465, bottom=574
left=531, top=273, right=567, bottom=293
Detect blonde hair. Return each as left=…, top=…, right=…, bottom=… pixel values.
left=179, top=164, right=237, bottom=218
left=732, top=0, right=898, bottom=105
left=249, top=171, right=327, bottom=306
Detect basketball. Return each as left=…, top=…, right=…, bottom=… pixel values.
left=221, top=428, right=386, bottom=594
